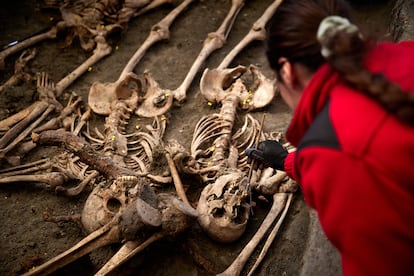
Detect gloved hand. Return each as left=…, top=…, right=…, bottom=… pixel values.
left=245, top=140, right=288, bottom=170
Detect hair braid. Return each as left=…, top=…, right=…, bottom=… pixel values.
left=318, top=16, right=414, bottom=126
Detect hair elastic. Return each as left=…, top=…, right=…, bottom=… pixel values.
left=317, top=15, right=362, bottom=58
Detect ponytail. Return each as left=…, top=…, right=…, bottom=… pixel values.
left=317, top=16, right=414, bottom=125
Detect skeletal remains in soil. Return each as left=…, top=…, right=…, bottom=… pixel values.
left=0, top=0, right=172, bottom=96
left=0, top=72, right=83, bottom=166
left=89, top=0, right=195, bottom=118
left=0, top=49, right=36, bottom=94
left=0, top=0, right=299, bottom=275
left=23, top=129, right=197, bottom=275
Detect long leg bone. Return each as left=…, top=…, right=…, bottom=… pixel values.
left=23, top=215, right=123, bottom=276
left=218, top=0, right=283, bottom=69
left=90, top=0, right=194, bottom=117
left=23, top=184, right=196, bottom=276
left=217, top=173, right=298, bottom=276
left=0, top=172, right=69, bottom=187
left=120, top=0, right=194, bottom=81
left=247, top=193, right=294, bottom=276
left=0, top=102, right=40, bottom=132
left=118, top=0, right=173, bottom=24
left=0, top=102, right=49, bottom=149
left=0, top=24, right=62, bottom=71
left=94, top=234, right=163, bottom=276
left=94, top=193, right=197, bottom=276
left=55, top=34, right=112, bottom=97
left=0, top=105, right=55, bottom=160
left=172, top=0, right=246, bottom=102
left=217, top=192, right=289, bottom=276
left=132, top=0, right=174, bottom=19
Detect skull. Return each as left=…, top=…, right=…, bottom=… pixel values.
left=197, top=170, right=250, bottom=243
left=81, top=176, right=143, bottom=233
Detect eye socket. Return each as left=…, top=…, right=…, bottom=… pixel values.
left=106, top=197, right=122, bottom=213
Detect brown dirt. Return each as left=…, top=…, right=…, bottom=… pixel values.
left=0, top=0, right=395, bottom=275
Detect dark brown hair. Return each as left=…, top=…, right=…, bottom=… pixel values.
left=265, top=0, right=414, bottom=125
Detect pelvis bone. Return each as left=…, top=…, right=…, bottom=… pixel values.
left=88, top=72, right=141, bottom=115
left=197, top=170, right=250, bottom=243
left=200, top=64, right=276, bottom=110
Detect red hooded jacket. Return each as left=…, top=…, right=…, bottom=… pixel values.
left=283, top=41, right=414, bottom=276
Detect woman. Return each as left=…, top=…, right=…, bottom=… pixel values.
left=245, top=0, right=414, bottom=275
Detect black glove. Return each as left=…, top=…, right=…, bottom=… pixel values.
left=245, top=140, right=288, bottom=171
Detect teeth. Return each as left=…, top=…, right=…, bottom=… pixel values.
left=197, top=171, right=250, bottom=243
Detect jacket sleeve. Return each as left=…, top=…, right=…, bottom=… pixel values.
left=288, top=146, right=414, bottom=276
left=283, top=151, right=297, bottom=180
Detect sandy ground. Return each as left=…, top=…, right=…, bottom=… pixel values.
left=0, top=0, right=399, bottom=275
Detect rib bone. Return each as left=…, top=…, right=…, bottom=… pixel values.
left=184, top=70, right=269, bottom=242
left=190, top=73, right=267, bottom=179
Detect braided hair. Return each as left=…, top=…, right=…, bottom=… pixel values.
left=265, top=0, right=414, bottom=125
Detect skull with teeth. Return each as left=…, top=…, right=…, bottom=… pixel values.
left=197, top=170, right=250, bottom=243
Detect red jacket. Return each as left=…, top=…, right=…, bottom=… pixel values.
left=283, top=41, right=414, bottom=276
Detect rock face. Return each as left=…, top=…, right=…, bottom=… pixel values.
left=391, top=0, right=414, bottom=41
left=299, top=210, right=342, bottom=276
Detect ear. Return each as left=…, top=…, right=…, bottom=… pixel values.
left=278, top=57, right=295, bottom=87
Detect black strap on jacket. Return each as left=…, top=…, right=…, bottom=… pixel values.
left=294, top=100, right=341, bottom=177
